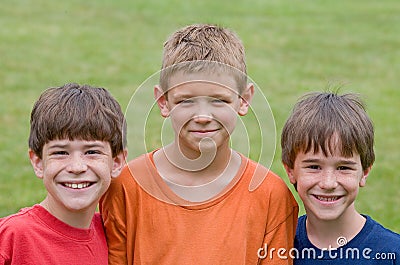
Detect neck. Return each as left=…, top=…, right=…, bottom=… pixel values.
left=157, top=141, right=236, bottom=186
left=306, top=206, right=366, bottom=249
left=40, top=197, right=95, bottom=229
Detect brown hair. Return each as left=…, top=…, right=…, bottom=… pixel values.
left=29, top=83, right=126, bottom=158
left=160, top=24, right=247, bottom=93
left=281, top=92, right=375, bottom=170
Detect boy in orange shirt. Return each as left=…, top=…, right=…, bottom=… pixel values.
left=100, top=24, right=298, bottom=264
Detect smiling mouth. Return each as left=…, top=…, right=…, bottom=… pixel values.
left=314, top=195, right=343, bottom=202
left=190, top=129, right=219, bottom=133
left=61, top=182, right=94, bottom=189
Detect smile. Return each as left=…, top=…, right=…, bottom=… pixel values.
left=314, top=195, right=342, bottom=202
left=191, top=129, right=218, bottom=132
left=62, top=182, right=93, bottom=189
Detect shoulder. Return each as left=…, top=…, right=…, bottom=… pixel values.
left=100, top=153, right=152, bottom=212
left=347, top=215, right=400, bottom=263
left=365, top=215, right=400, bottom=245
left=107, top=153, right=150, bottom=193
left=342, top=214, right=400, bottom=261
left=294, top=215, right=308, bottom=248
left=92, top=213, right=106, bottom=234
left=0, top=206, right=38, bottom=244
left=92, top=212, right=103, bottom=227
left=296, top=214, right=307, bottom=232
left=0, top=206, right=35, bottom=230
left=245, top=158, right=296, bottom=200
left=243, top=159, right=298, bottom=225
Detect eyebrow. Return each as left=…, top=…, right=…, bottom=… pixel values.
left=301, top=159, right=358, bottom=165
left=174, top=91, right=236, bottom=98
left=47, top=143, right=106, bottom=150
left=47, top=144, right=68, bottom=149
left=83, top=144, right=107, bottom=149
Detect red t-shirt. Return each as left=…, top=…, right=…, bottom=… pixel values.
left=0, top=205, right=107, bottom=265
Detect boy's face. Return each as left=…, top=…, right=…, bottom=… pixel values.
left=29, top=139, right=124, bottom=214
left=284, top=147, right=371, bottom=222
left=155, top=72, right=253, bottom=156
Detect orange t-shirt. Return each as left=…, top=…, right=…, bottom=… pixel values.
left=100, top=151, right=298, bottom=265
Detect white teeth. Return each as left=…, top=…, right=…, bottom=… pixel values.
left=63, top=182, right=91, bottom=189
left=316, top=196, right=338, bottom=202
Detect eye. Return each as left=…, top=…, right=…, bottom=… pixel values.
left=337, top=166, right=353, bottom=171
left=306, top=165, right=320, bottom=170
left=177, top=99, right=194, bottom=104
left=51, top=150, right=68, bottom=156
left=86, top=150, right=102, bottom=155
left=212, top=98, right=229, bottom=104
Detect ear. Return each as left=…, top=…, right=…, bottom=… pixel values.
left=29, top=149, right=44, bottom=179
left=283, top=163, right=297, bottom=185
left=154, top=85, right=170, bottom=118
left=359, top=165, right=372, bottom=187
left=111, top=150, right=127, bottom=178
left=238, top=83, right=254, bottom=116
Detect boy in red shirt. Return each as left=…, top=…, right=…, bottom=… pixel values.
left=0, top=83, right=126, bottom=265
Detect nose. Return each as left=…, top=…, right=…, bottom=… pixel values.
left=192, top=101, right=213, bottom=123
left=193, top=114, right=213, bottom=123
left=66, top=154, right=88, bottom=174
left=318, top=170, right=338, bottom=190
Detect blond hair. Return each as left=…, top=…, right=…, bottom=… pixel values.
left=160, top=24, right=247, bottom=92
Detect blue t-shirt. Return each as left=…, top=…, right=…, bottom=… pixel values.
left=294, top=215, right=400, bottom=264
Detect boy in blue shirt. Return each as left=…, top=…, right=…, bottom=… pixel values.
left=281, top=92, right=400, bottom=264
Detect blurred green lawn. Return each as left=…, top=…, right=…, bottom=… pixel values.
left=0, top=0, right=399, bottom=232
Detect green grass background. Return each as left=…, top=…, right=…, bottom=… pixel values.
left=0, top=0, right=399, bottom=232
